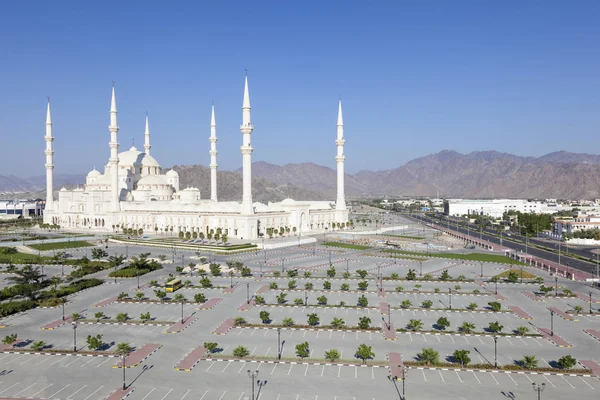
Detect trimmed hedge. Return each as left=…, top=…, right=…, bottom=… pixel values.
left=0, top=299, right=37, bottom=317
left=39, top=278, right=104, bottom=300
left=108, top=263, right=162, bottom=278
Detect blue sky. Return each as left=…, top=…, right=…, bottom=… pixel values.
left=1, top=1, right=600, bottom=177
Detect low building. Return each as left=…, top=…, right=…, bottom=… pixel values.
left=0, top=199, right=44, bottom=219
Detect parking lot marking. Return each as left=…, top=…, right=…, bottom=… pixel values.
left=65, top=356, right=81, bottom=366
left=141, top=388, right=156, bottom=399
left=51, top=355, right=67, bottom=366
left=95, top=357, right=112, bottom=367
left=421, top=370, right=427, bottom=381
left=83, top=386, right=104, bottom=400
left=304, top=364, right=309, bottom=376
left=48, top=384, right=71, bottom=398
left=237, top=392, right=245, bottom=400
left=472, top=371, right=481, bottom=384
left=218, top=391, right=227, bottom=400
left=337, top=365, right=341, bottom=377
left=238, top=363, right=246, bottom=373
left=0, top=381, right=21, bottom=395
left=14, top=382, right=37, bottom=396
left=543, top=375, right=555, bottom=387
left=287, top=364, right=294, bottom=375
left=67, top=384, right=88, bottom=399
left=438, top=370, right=445, bottom=382
left=160, top=388, right=173, bottom=400
left=180, top=389, right=191, bottom=400
left=271, top=364, right=278, bottom=375
left=371, top=368, right=375, bottom=380
left=579, top=377, right=594, bottom=389
left=199, top=390, right=208, bottom=400
left=507, top=373, right=518, bottom=385
left=6, top=354, right=27, bottom=363
left=560, top=375, right=575, bottom=389
left=80, top=357, right=97, bottom=367
left=489, top=373, right=499, bottom=385
left=221, top=360, right=232, bottom=372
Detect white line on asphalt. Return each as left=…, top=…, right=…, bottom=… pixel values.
left=541, top=358, right=551, bottom=367
left=579, top=377, right=594, bottom=389
left=6, top=354, right=28, bottom=363
left=31, top=384, right=53, bottom=397
left=199, top=390, right=208, bottom=400
left=238, top=363, right=246, bottom=373
left=13, top=382, right=37, bottom=396
left=438, top=370, right=445, bottom=382
left=65, top=356, right=81, bottom=366
left=371, top=368, right=375, bottom=380
left=304, top=364, right=309, bottom=376
left=250, top=346, right=257, bottom=355
left=237, top=328, right=244, bottom=336
left=338, top=365, right=341, bottom=378
left=237, top=392, right=245, bottom=400
left=221, top=360, right=232, bottom=372
left=489, top=373, right=499, bottom=385
left=560, top=375, right=575, bottom=389
left=0, top=381, right=21, bottom=395
left=271, top=364, right=278, bottom=375
left=180, top=389, right=191, bottom=400
left=472, top=371, right=481, bottom=384
left=160, top=388, right=173, bottom=400
left=82, top=386, right=104, bottom=400
left=218, top=391, right=227, bottom=400
left=141, top=388, right=156, bottom=400
left=543, top=375, right=555, bottom=387
left=355, top=366, right=358, bottom=379
left=95, top=357, right=112, bottom=368
left=421, top=370, right=426, bottom=381
left=67, top=385, right=88, bottom=399
left=287, top=364, right=293, bottom=375
left=506, top=373, right=518, bottom=385
left=48, top=384, right=71, bottom=398
left=50, top=356, right=67, bottom=366
left=80, top=357, right=97, bottom=367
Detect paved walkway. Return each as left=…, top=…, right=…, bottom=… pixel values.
left=105, top=386, right=135, bottom=400
left=114, top=344, right=161, bottom=368
left=94, top=296, right=118, bottom=307
left=41, top=316, right=72, bottom=330
left=536, top=327, right=572, bottom=347
left=378, top=287, right=386, bottom=298
left=548, top=306, right=576, bottom=321
left=175, top=346, right=207, bottom=371
left=197, top=298, right=222, bottom=310
left=164, top=316, right=196, bottom=334
left=507, top=306, right=533, bottom=320
left=576, top=292, right=600, bottom=304
left=382, top=323, right=396, bottom=340
left=579, top=360, right=600, bottom=376
left=583, top=329, right=600, bottom=341
left=238, top=298, right=255, bottom=311
left=213, top=317, right=235, bottom=335
left=256, top=284, right=270, bottom=294
left=222, top=284, right=239, bottom=294
left=388, top=352, right=404, bottom=380
left=379, top=302, right=390, bottom=315
left=521, top=291, right=544, bottom=302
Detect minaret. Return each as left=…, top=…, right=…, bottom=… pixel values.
left=144, top=112, right=151, bottom=156
left=109, top=84, right=120, bottom=212
left=209, top=103, right=218, bottom=202
left=44, top=98, right=54, bottom=210
left=335, top=99, right=346, bottom=211
left=240, top=73, right=254, bottom=214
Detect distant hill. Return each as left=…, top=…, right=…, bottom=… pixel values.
left=5, top=150, right=600, bottom=200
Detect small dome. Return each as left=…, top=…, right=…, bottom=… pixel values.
left=87, top=169, right=101, bottom=178
left=141, top=153, right=160, bottom=168
left=281, top=198, right=296, bottom=205
left=137, top=175, right=169, bottom=186
left=166, top=169, right=179, bottom=177
left=60, top=187, right=67, bottom=192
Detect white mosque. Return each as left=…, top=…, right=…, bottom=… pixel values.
left=43, top=76, right=349, bottom=240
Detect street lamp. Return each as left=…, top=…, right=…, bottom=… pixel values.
left=181, top=300, right=184, bottom=324
left=493, top=335, right=498, bottom=368
left=480, top=262, right=483, bottom=278
left=555, top=276, right=558, bottom=297
left=277, top=328, right=281, bottom=359
left=72, top=321, right=78, bottom=352
left=590, top=291, right=593, bottom=315
left=247, top=369, right=259, bottom=400
left=246, top=283, right=250, bottom=304
left=495, top=280, right=498, bottom=295
left=550, top=310, right=555, bottom=336
left=520, top=266, right=523, bottom=283
left=419, top=260, right=422, bottom=277
left=532, top=382, right=546, bottom=400
left=62, top=297, right=66, bottom=321
left=448, top=289, right=452, bottom=310
left=304, top=290, right=308, bottom=306
left=387, top=303, right=391, bottom=329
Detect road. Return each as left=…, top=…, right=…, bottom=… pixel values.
left=408, top=214, right=600, bottom=279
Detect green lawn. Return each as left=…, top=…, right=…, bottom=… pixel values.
left=494, top=269, right=538, bottom=279
left=382, top=249, right=524, bottom=265
left=323, top=242, right=372, bottom=250
left=0, top=251, right=53, bottom=264
left=28, top=240, right=94, bottom=251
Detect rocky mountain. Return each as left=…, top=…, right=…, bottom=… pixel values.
left=0, top=173, right=85, bottom=195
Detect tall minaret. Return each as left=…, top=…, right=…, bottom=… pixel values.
left=209, top=103, right=218, bottom=202
left=44, top=98, right=54, bottom=211
left=335, top=99, right=346, bottom=211
left=144, top=112, right=151, bottom=156
left=109, top=84, right=120, bottom=212
left=240, top=73, right=254, bottom=214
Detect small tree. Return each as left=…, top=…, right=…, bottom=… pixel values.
left=406, top=269, right=417, bottom=280
left=259, top=311, right=271, bottom=324
left=269, top=282, right=278, bottom=289
left=117, top=292, right=129, bottom=300
left=355, top=343, right=375, bottom=364
left=233, top=345, right=250, bottom=358
left=71, top=313, right=82, bottom=321
left=521, top=355, right=538, bottom=369
left=358, top=316, right=371, bottom=329
left=539, top=285, right=553, bottom=295
left=194, top=293, right=207, bottom=303
left=330, top=317, right=345, bottom=328
left=304, top=282, right=313, bottom=290
left=436, top=317, right=450, bottom=330
left=276, top=293, right=288, bottom=304
left=407, top=319, right=423, bottom=331
left=516, top=326, right=529, bottom=335
left=94, top=312, right=105, bottom=321
left=343, top=271, right=351, bottom=278
left=86, top=334, right=103, bottom=350
left=507, top=271, right=519, bottom=283
left=401, top=299, right=412, bottom=309
left=325, top=349, right=340, bottom=362
left=452, top=349, right=471, bottom=366
left=327, top=265, right=336, bottom=277
left=421, top=300, right=433, bottom=308
left=557, top=355, right=577, bottom=369
left=273, top=271, right=281, bottom=277
left=356, top=269, right=368, bottom=278
left=466, top=302, right=478, bottom=311
left=341, top=283, right=350, bottom=291
left=294, top=298, right=303, bottom=305
left=357, top=281, right=369, bottom=290
left=417, top=348, right=439, bottom=366
left=135, top=292, right=144, bottom=300
left=204, top=342, right=218, bottom=353
left=357, top=295, right=368, bottom=307
left=460, top=322, right=476, bottom=333
left=2, top=334, right=18, bottom=347
left=395, top=285, right=404, bottom=293
left=573, top=305, right=583, bottom=315
left=307, top=313, right=320, bottom=326
left=199, top=276, right=212, bottom=288
left=295, top=342, right=310, bottom=359
left=487, top=321, right=504, bottom=333
left=282, top=317, right=295, bottom=327
left=174, top=293, right=186, bottom=302
left=487, top=301, right=502, bottom=312
left=209, top=263, right=222, bottom=276
left=155, top=290, right=167, bottom=301
left=31, top=340, right=46, bottom=351
left=391, top=273, right=399, bottom=279
left=317, top=295, right=328, bottom=305
left=440, top=270, right=451, bottom=281
left=116, top=312, right=129, bottom=322
left=234, top=317, right=247, bottom=326
left=323, top=280, right=332, bottom=290
left=288, top=279, right=297, bottom=289
left=140, top=312, right=151, bottom=322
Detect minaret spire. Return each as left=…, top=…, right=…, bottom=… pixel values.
left=240, top=72, right=254, bottom=215
left=108, top=83, right=120, bottom=212
left=44, top=98, right=54, bottom=212
left=335, top=99, right=346, bottom=212
left=209, top=103, right=218, bottom=202
left=144, top=111, right=151, bottom=156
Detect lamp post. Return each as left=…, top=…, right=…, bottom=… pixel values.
left=555, top=276, right=558, bottom=297
left=329, top=251, right=332, bottom=264
left=387, top=303, right=391, bottom=329
left=419, top=261, right=422, bottom=277
left=550, top=310, right=554, bottom=336
left=480, top=262, right=483, bottom=278
left=181, top=300, right=184, bottom=324
left=247, top=283, right=250, bottom=304
left=590, top=291, right=594, bottom=315
left=448, top=289, right=452, bottom=310
left=281, top=258, right=285, bottom=273
left=495, top=280, right=498, bottom=295
left=346, top=259, right=349, bottom=273
left=247, top=369, right=259, bottom=400
left=277, top=328, right=281, bottom=359
left=532, top=382, right=546, bottom=400
left=493, top=335, right=498, bottom=368
left=72, top=321, right=78, bottom=352
left=566, top=262, right=570, bottom=279
left=62, top=297, right=66, bottom=321
left=304, top=290, right=308, bottom=306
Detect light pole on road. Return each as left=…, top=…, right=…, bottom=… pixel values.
left=493, top=335, right=498, bottom=368
left=247, top=369, right=259, bottom=400
left=532, top=382, right=546, bottom=400
left=550, top=310, right=555, bottom=336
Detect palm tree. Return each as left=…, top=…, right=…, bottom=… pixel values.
left=407, top=319, right=423, bottom=331
left=417, top=348, right=440, bottom=366
left=460, top=322, right=476, bottom=333
left=521, top=355, right=538, bottom=369
left=116, top=342, right=132, bottom=389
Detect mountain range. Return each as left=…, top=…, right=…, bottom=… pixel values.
left=3, top=150, right=600, bottom=200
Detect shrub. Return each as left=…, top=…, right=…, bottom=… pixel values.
left=516, top=326, right=529, bottom=335
left=356, top=269, right=368, bottom=278
left=357, top=281, right=369, bottom=290
left=341, top=283, right=350, bottom=291
left=204, top=342, right=218, bottom=353
left=325, top=349, right=340, bottom=362
left=327, top=266, right=336, bottom=277
left=307, top=313, right=320, bottom=326
left=507, top=271, right=519, bottom=283
left=269, top=282, right=278, bottom=289
left=466, top=302, right=478, bottom=310
left=460, top=322, right=475, bottom=333
left=199, top=277, right=212, bottom=288
left=487, top=321, right=504, bottom=333
left=390, top=273, right=399, bottom=279
left=355, top=343, right=375, bottom=363
left=259, top=311, right=271, bottom=324
left=401, top=299, right=412, bottom=309
left=395, top=286, right=404, bottom=293
left=304, top=282, right=313, bottom=290
left=407, top=319, right=423, bottom=331
left=421, top=300, right=433, bottom=308
left=94, top=312, right=105, bottom=321
left=440, top=270, right=451, bottom=281
left=434, top=288, right=441, bottom=293
left=452, top=349, right=471, bottom=366
left=343, top=271, right=350, bottom=278
left=521, top=355, right=538, bottom=369
left=273, top=271, right=281, bottom=277
left=282, top=317, right=295, bottom=327
left=303, top=272, right=312, bottom=278
left=487, top=301, right=501, bottom=312
left=436, top=317, right=450, bottom=330
left=557, top=355, right=577, bottom=369
left=296, top=341, right=310, bottom=359
left=358, top=316, right=371, bottom=329
left=233, top=345, right=249, bottom=358
left=140, top=312, right=151, bottom=322
left=317, top=295, right=327, bottom=305
left=406, top=269, right=417, bottom=280
left=357, top=295, right=368, bottom=307
left=323, top=281, right=331, bottom=290
left=234, top=317, right=247, bottom=326
left=288, top=279, right=297, bottom=289
left=31, top=340, right=46, bottom=351
left=194, top=293, right=207, bottom=303
left=254, top=295, right=265, bottom=304
left=294, top=298, right=303, bottom=305
left=86, top=334, right=103, bottom=350
left=276, top=293, right=287, bottom=304
left=116, top=313, right=129, bottom=322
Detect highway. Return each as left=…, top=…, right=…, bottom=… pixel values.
left=407, top=213, right=600, bottom=279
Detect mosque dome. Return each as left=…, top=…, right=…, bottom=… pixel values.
left=166, top=169, right=179, bottom=177
left=117, top=146, right=143, bottom=167
left=141, top=153, right=160, bottom=168
left=86, top=169, right=101, bottom=178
